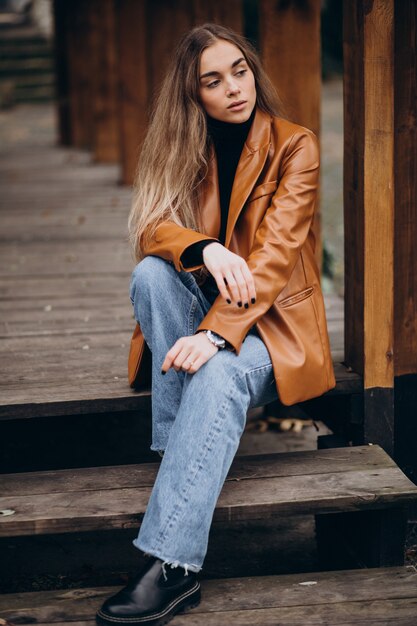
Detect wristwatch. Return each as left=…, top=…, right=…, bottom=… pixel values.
left=202, top=329, right=226, bottom=349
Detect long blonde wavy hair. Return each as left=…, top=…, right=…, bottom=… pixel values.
left=128, top=23, right=286, bottom=262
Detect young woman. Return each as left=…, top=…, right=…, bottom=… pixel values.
left=97, top=22, right=336, bottom=626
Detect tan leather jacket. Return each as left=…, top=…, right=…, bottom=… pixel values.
left=128, top=107, right=336, bottom=405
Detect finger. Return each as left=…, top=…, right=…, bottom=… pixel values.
left=241, top=264, right=257, bottom=304
left=172, top=346, right=193, bottom=372
left=233, top=266, right=251, bottom=308
left=223, top=268, right=241, bottom=305
left=212, top=272, right=232, bottom=303
left=180, top=352, right=197, bottom=372
left=161, top=341, right=183, bottom=372
left=186, top=353, right=206, bottom=374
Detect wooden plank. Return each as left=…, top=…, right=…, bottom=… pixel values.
left=0, top=305, right=133, bottom=337
left=1, top=445, right=416, bottom=536
left=0, top=445, right=398, bottom=497
left=0, top=332, right=141, bottom=416
left=363, top=0, right=394, bottom=391
left=0, top=567, right=416, bottom=624
left=0, top=240, right=131, bottom=276
left=0, top=212, right=130, bottom=241
left=0, top=275, right=131, bottom=299
left=3, top=604, right=417, bottom=626
left=0, top=392, right=150, bottom=421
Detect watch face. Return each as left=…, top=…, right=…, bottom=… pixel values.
left=212, top=332, right=225, bottom=347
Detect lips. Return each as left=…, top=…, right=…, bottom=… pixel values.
left=227, top=100, right=247, bottom=109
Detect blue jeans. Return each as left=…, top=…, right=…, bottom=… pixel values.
left=129, top=256, right=279, bottom=574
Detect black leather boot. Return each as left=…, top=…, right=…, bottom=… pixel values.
left=96, top=555, right=201, bottom=626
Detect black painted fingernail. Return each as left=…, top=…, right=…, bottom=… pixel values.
left=238, top=301, right=242, bottom=307
left=227, top=298, right=231, bottom=304
left=244, top=302, right=249, bottom=309
left=251, top=297, right=256, bottom=304
left=161, top=370, right=166, bottom=375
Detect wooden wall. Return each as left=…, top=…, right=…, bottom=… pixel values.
left=53, top=0, right=324, bottom=269
left=54, top=0, right=244, bottom=180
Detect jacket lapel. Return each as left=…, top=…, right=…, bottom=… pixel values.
left=199, top=107, right=272, bottom=246
left=225, top=108, right=272, bottom=248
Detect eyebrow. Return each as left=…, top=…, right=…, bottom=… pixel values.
left=199, top=57, right=246, bottom=80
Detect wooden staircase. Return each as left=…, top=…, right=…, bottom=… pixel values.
left=1, top=107, right=417, bottom=624
left=0, top=24, right=55, bottom=107
left=1, top=446, right=417, bottom=624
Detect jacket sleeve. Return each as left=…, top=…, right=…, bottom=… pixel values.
left=141, top=222, right=219, bottom=272
left=194, top=129, right=320, bottom=355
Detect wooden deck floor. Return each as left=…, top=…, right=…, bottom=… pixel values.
left=0, top=105, right=359, bottom=420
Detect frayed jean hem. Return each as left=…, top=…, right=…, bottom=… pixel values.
left=149, top=445, right=165, bottom=458
left=132, top=538, right=202, bottom=575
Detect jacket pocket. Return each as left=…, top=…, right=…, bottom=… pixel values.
left=278, top=286, right=315, bottom=308
left=247, top=180, right=278, bottom=202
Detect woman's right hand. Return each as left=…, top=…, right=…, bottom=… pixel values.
left=202, top=242, right=257, bottom=308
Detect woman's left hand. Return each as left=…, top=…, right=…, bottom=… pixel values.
left=161, top=332, right=218, bottom=375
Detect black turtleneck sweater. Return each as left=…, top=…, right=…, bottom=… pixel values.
left=180, top=108, right=255, bottom=270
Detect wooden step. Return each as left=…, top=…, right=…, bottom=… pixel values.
left=2, top=444, right=415, bottom=569
left=0, top=56, right=54, bottom=75
left=0, top=566, right=416, bottom=625
left=0, top=270, right=359, bottom=419
left=1, top=444, right=416, bottom=537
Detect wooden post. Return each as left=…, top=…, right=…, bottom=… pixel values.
left=116, top=0, right=150, bottom=186
left=343, top=0, right=365, bottom=378
left=344, top=0, right=417, bottom=481
left=258, top=0, right=323, bottom=271
left=192, top=0, right=243, bottom=32
left=65, top=0, right=94, bottom=149
left=89, top=0, right=120, bottom=163
left=146, top=2, right=193, bottom=100
left=117, top=0, right=193, bottom=186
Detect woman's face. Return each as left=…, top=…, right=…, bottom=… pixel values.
left=199, top=39, right=256, bottom=123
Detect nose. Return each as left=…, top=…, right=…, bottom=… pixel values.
left=226, top=78, right=240, bottom=97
